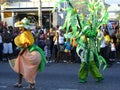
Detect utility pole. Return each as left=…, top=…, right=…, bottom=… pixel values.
left=38, top=0, right=42, bottom=27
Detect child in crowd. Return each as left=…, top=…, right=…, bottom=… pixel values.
left=64, top=38, right=72, bottom=63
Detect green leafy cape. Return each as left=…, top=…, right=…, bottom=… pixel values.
left=53, top=0, right=108, bottom=70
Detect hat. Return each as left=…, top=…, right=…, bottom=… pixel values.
left=14, top=17, right=35, bottom=30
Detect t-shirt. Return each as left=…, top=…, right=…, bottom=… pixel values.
left=3, top=32, right=13, bottom=43
left=59, top=35, right=64, bottom=44
left=65, top=42, right=71, bottom=50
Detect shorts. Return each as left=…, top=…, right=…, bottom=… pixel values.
left=64, top=49, right=71, bottom=53
left=58, top=44, right=65, bottom=52
left=3, top=42, right=13, bottom=54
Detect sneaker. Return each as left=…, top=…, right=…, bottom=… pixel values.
left=63, top=60, right=67, bottom=63
left=23, top=83, right=35, bottom=89
left=13, top=83, right=22, bottom=88
left=51, top=60, right=55, bottom=62
left=49, top=60, right=52, bottom=63
left=96, top=77, right=104, bottom=82
left=117, top=61, right=120, bottom=64
left=46, top=61, right=49, bottom=64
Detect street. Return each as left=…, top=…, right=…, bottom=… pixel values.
left=0, top=61, right=120, bottom=90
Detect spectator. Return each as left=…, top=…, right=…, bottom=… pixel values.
left=3, top=27, right=13, bottom=61
left=57, top=30, right=65, bottom=62
left=115, top=28, right=120, bottom=63
left=64, top=38, right=72, bottom=63
left=33, top=26, right=40, bottom=45
left=71, top=37, right=79, bottom=63
left=109, top=38, right=116, bottom=62
left=38, top=30, right=45, bottom=50
left=49, top=28, right=55, bottom=57
left=12, top=27, right=20, bottom=56
left=44, top=36, right=51, bottom=63
left=53, top=32, right=59, bottom=63
left=100, top=30, right=111, bottom=67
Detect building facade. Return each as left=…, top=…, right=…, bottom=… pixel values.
left=0, top=0, right=67, bottom=28
left=1, top=0, right=120, bottom=28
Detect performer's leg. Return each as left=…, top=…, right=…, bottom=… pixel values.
left=14, top=73, right=23, bottom=87
left=89, top=61, right=104, bottom=82
left=18, top=73, right=23, bottom=84
left=78, top=62, right=88, bottom=83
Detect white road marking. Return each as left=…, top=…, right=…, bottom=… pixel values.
left=58, top=89, right=78, bottom=90
left=0, top=86, right=7, bottom=88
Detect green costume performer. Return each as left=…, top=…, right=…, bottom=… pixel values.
left=53, top=0, right=108, bottom=83
left=76, top=35, right=104, bottom=83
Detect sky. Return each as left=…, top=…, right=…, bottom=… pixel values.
left=105, top=0, right=120, bottom=5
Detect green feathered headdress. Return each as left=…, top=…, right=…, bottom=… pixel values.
left=14, top=17, right=35, bottom=30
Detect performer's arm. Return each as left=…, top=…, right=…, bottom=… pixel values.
left=19, top=43, right=28, bottom=56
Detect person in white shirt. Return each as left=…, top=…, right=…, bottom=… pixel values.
left=57, top=30, right=65, bottom=62
left=100, top=31, right=111, bottom=67
left=53, top=32, right=59, bottom=62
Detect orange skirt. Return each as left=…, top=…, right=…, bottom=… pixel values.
left=14, top=49, right=41, bottom=83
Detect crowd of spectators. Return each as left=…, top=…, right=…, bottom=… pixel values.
left=0, top=21, right=120, bottom=67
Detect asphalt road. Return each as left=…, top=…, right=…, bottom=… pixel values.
left=0, top=61, right=120, bottom=90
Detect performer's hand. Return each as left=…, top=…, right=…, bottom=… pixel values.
left=24, top=43, right=29, bottom=48
left=19, top=43, right=28, bottom=55
left=19, top=47, right=27, bottom=56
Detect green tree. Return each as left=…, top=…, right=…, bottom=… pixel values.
left=117, top=13, right=120, bottom=20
